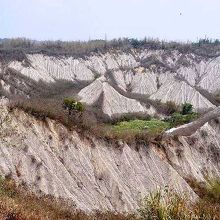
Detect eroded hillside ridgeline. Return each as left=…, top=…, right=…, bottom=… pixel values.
left=1, top=39, right=220, bottom=119
left=0, top=39, right=220, bottom=216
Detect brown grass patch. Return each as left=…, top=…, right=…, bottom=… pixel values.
left=0, top=177, right=137, bottom=220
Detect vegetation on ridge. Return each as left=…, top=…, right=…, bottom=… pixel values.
left=112, top=119, right=170, bottom=137
left=9, top=98, right=198, bottom=144
left=62, top=97, right=85, bottom=115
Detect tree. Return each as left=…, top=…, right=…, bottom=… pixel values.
left=63, top=98, right=84, bottom=115
left=181, top=103, right=193, bottom=115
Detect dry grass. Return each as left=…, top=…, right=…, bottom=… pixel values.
left=0, top=177, right=137, bottom=220
left=0, top=176, right=77, bottom=220
left=0, top=174, right=219, bottom=220
left=138, top=181, right=220, bottom=220
left=0, top=175, right=220, bottom=220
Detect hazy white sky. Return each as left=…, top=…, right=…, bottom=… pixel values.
left=1, top=0, right=220, bottom=41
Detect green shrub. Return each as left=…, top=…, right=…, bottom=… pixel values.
left=63, top=97, right=85, bottom=115
left=181, top=103, right=193, bottom=115
left=168, top=112, right=198, bottom=127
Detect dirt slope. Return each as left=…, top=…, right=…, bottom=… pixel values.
left=0, top=102, right=219, bottom=212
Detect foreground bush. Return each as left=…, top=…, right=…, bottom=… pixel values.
left=138, top=189, right=191, bottom=220
left=138, top=182, right=220, bottom=220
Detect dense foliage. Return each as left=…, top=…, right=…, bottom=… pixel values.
left=164, top=103, right=198, bottom=127
left=181, top=103, right=193, bottom=115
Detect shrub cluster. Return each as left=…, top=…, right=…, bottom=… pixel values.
left=63, top=97, right=85, bottom=115
left=164, top=103, right=198, bottom=127
left=167, top=112, right=198, bottom=127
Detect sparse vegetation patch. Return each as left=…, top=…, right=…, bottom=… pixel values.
left=112, top=119, right=170, bottom=136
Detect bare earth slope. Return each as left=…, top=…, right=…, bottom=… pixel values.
left=0, top=103, right=219, bottom=212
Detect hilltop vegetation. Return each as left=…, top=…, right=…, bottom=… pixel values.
left=0, top=37, right=220, bottom=59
